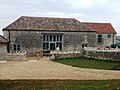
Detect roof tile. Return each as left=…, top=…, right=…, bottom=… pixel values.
left=3, top=16, right=94, bottom=32
left=82, top=22, right=117, bottom=34
left=0, top=35, right=7, bottom=44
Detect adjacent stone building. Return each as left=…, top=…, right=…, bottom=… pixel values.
left=3, top=16, right=96, bottom=56
left=82, top=22, right=117, bottom=47
left=0, top=35, right=7, bottom=54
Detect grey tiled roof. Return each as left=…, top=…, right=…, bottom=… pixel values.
left=3, top=16, right=94, bottom=32
left=0, top=35, right=7, bottom=44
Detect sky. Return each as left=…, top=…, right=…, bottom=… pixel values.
left=0, top=0, right=120, bottom=35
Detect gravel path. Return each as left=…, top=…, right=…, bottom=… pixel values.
left=0, top=60, right=120, bottom=80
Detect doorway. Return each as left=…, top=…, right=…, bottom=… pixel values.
left=50, top=43, right=56, bottom=50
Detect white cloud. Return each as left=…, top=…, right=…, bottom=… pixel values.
left=67, top=0, right=109, bottom=9
left=0, top=0, right=120, bottom=35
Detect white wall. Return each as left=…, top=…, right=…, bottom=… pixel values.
left=97, top=34, right=116, bottom=47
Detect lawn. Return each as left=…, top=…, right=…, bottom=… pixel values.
left=53, top=57, right=120, bottom=70
left=0, top=80, right=120, bottom=90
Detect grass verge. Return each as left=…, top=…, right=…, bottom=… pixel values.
left=0, top=80, right=120, bottom=90
left=53, top=57, right=120, bottom=70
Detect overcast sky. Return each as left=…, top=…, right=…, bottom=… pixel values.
left=0, top=0, right=120, bottom=35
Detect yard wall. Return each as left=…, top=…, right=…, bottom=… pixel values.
left=53, top=53, right=82, bottom=60
left=0, top=44, right=7, bottom=53
left=83, top=50, right=120, bottom=61
left=0, top=51, right=26, bottom=61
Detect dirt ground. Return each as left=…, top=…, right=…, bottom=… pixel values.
left=0, top=60, right=120, bottom=80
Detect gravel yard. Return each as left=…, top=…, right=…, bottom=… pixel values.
left=0, top=60, right=120, bottom=80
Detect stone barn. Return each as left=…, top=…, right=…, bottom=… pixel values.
left=0, top=35, right=7, bottom=54
left=3, top=16, right=96, bottom=56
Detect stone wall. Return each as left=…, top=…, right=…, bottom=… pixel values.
left=3, top=30, right=96, bottom=56
left=83, top=50, right=120, bottom=61
left=63, top=32, right=96, bottom=51
left=3, top=30, right=43, bottom=56
left=0, top=51, right=26, bottom=61
left=0, top=44, right=7, bottom=54
left=51, top=53, right=82, bottom=60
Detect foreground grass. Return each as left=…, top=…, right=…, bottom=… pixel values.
left=0, top=80, right=120, bottom=90
left=54, top=57, right=120, bottom=70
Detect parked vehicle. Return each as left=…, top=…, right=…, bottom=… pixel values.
left=111, top=43, right=120, bottom=48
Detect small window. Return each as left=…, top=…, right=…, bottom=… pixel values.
left=107, top=34, right=111, bottom=38
left=13, top=44, right=21, bottom=51
left=98, top=35, right=103, bottom=43
left=82, top=44, right=88, bottom=48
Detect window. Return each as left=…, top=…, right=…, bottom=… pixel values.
left=82, top=44, right=88, bottom=48
left=43, top=42, right=49, bottom=50
left=13, top=44, right=21, bottom=51
left=43, top=35, right=63, bottom=50
left=98, top=35, right=103, bottom=43
left=107, top=34, right=111, bottom=38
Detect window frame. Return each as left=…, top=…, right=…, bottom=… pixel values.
left=107, top=34, right=111, bottom=38
left=97, top=34, right=103, bottom=44
left=43, top=35, right=63, bottom=50
left=13, top=44, right=21, bottom=51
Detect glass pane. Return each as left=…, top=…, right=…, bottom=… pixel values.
left=17, top=45, right=20, bottom=51
left=56, top=42, right=59, bottom=47
left=43, top=43, right=46, bottom=49
left=57, top=36, right=59, bottom=41
left=43, top=35, right=45, bottom=41
left=56, top=42, right=62, bottom=50
left=60, top=35, right=62, bottom=41
left=17, top=47, right=20, bottom=51
left=59, top=43, right=62, bottom=50
left=98, top=35, right=102, bottom=43
left=53, top=36, right=56, bottom=41
left=43, top=43, right=49, bottom=50
left=107, top=34, right=111, bottom=38
left=46, top=43, right=49, bottom=50
left=13, top=44, right=16, bottom=51
left=47, top=35, right=49, bottom=41
left=50, top=35, right=52, bottom=41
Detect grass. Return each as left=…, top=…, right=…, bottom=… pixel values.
left=53, top=57, right=120, bottom=70
left=0, top=80, right=120, bottom=90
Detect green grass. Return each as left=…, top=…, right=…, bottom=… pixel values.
left=53, top=57, right=120, bottom=70
left=0, top=80, right=120, bottom=90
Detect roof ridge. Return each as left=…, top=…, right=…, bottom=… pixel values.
left=82, top=22, right=111, bottom=24
left=21, top=16, right=76, bottom=20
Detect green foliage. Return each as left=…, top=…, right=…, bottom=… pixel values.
left=54, top=57, right=120, bottom=70
left=0, top=80, right=120, bottom=90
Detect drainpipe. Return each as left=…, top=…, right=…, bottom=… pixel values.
left=8, top=30, right=10, bottom=52
left=113, top=34, right=114, bottom=44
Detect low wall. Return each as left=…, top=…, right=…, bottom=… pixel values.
left=0, top=51, right=27, bottom=61
left=83, top=49, right=120, bottom=61
left=50, top=51, right=82, bottom=60
left=0, top=44, right=7, bottom=53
